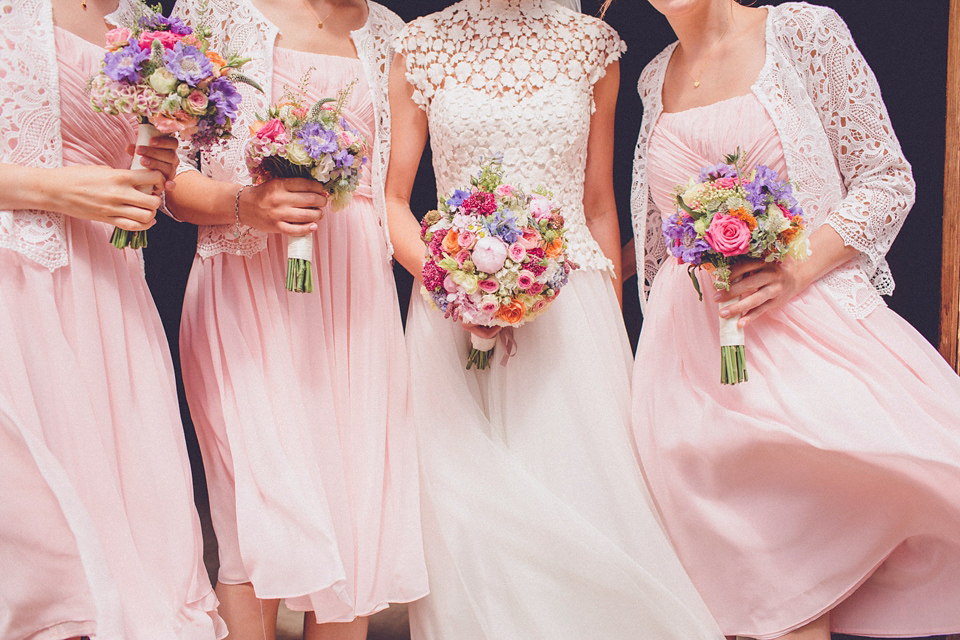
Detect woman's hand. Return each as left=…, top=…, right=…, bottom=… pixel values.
left=237, top=178, right=329, bottom=236
left=127, top=135, right=180, bottom=192
left=716, top=257, right=808, bottom=328
left=461, top=322, right=502, bottom=340
left=46, top=165, right=167, bottom=231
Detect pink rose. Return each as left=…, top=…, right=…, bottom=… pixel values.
left=479, top=296, right=500, bottom=314
left=139, top=30, right=181, bottom=50
left=517, top=270, right=535, bottom=290
left=256, top=118, right=286, bottom=142
left=715, top=176, right=738, bottom=189
left=472, top=236, right=508, bottom=273
left=531, top=299, right=549, bottom=313
left=478, top=278, right=500, bottom=293
left=529, top=195, right=552, bottom=219
left=458, top=230, right=477, bottom=249
left=518, top=229, right=540, bottom=250
left=185, top=90, right=209, bottom=113
left=705, top=213, right=751, bottom=257
left=528, top=281, right=544, bottom=295
left=105, top=27, right=132, bottom=49
left=293, top=107, right=308, bottom=119
left=508, top=242, right=527, bottom=263
left=455, top=250, right=471, bottom=267
left=495, top=184, right=514, bottom=197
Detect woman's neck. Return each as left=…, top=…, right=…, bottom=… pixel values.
left=667, top=0, right=737, bottom=61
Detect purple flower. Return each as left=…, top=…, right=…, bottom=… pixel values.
left=296, top=123, right=338, bottom=159
left=103, top=38, right=149, bottom=83
left=139, top=13, right=192, bottom=35
left=697, top=162, right=738, bottom=183
left=663, top=213, right=710, bottom=265
left=207, top=76, right=241, bottom=125
left=163, top=42, right=213, bottom=86
left=744, top=165, right=795, bottom=212
left=333, top=148, right=354, bottom=168
left=446, top=189, right=471, bottom=209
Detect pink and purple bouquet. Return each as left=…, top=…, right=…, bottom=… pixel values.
left=88, top=1, right=260, bottom=249
left=245, top=84, right=369, bottom=293
left=420, top=157, right=577, bottom=370
left=663, top=150, right=809, bottom=384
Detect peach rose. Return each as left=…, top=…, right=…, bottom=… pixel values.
left=441, top=229, right=460, bottom=255
left=544, top=236, right=564, bottom=259
left=496, top=299, right=526, bottom=324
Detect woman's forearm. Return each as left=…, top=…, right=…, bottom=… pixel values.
left=166, top=170, right=240, bottom=226
left=0, top=163, right=63, bottom=212
left=386, top=196, right=427, bottom=282
left=586, top=208, right=623, bottom=306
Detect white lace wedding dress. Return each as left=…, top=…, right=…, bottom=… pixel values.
left=395, top=1, right=723, bottom=638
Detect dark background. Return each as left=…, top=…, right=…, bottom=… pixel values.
left=148, top=3, right=950, bottom=633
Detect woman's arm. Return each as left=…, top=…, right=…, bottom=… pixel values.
left=583, top=60, right=623, bottom=307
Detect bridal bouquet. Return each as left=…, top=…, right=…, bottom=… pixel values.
left=663, top=150, right=809, bottom=385
left=88, top=0, right=260, bottom=249
left=420, top=156, right=577, bottom=370
left=245, top=83, right=368, bottom=293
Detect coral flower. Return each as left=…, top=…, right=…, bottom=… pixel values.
left=544, top=236, right=564, bottom=259
left=496, top=300, right=526, bottom=324
left=441, top=229, right=461, bottom=255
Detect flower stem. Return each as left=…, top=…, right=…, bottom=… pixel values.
left=720, top=345, right=748, bottom=385
left=286, top=258, right=313, bottom=293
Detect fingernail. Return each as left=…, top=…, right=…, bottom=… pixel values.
left=719, top=309, right=730, bottom=318
left=713, top=293, right=721, bottom=301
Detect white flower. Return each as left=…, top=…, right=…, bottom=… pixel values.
left=147, top=68, right=177, bottom=94
left=310, top=155, right=336, bottom=181
left=286, top=142, right=312, bottom=167
left=764, top=203, right=792, bottom=234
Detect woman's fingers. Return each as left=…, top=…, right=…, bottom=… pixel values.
left=107, top=211, right=158, bottom=232
left=462, top=323, right=503, bottom=340
left=277, top=220, right=318, bottom=237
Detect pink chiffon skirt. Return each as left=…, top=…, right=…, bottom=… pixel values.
left=179, top=49, right=427, bottom=622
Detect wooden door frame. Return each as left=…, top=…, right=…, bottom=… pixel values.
left=940, top=0, right=960, bottom=371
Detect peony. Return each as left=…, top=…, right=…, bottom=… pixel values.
left=528, top=195, right=552, bottom=219
left=472, top=236, right=508, bottom=273
left=705, top=213, right=751, bottom=257
left=255, top=118, right=286, bottom=142
left=183, top=90, right=209, bottom=115
left=495, top=184, right=514, bottom=197
left=478, top=278, right=499, bottom=293
left=147, top=68, right=178, bottom=94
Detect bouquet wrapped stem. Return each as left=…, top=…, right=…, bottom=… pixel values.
left=112, top=119, right=160, bottom=250
left=285, top=234, right=314, bottom=293
left=467, top=335, right=498, bottom=370
left=718, top=298, right=747, bottom=385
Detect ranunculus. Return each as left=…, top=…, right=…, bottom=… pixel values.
left=517, top=270, right=535, bottom=290
left=441, top=229, right=460, bottom=255
left=518, top=229, right=540, bottom=250
left=256, top=118, right=285, bottom=142
left=105, top=27, right=132, bottom=50
left=495, top=184, right=514, bottom=197
left=472, top=236, right=508, bottom=273
left=139, top=30, right=181, bottom=51
left=458, top=229, right=477, bottom=249
left=183, top=90, right=209, bottom=115
left=147, top=68, right=178, bottom=94
left=478, top=278, right=499, bottom=293
left=479, top=295, right=500, bottom=314
left=455, top=250, right=471, bottom=266
left=496, top=299, right=526, bottom=324
left=528, top=195, right=552, bottom=219
left=527, top=281, right=544, bottom=295
left=705, top=213, right=751, bottom=257
left=508, top=242, right=527, bottom=263
left=443, top=274, right=458, bottom=293
left=544, top=236, right=564, bottom=259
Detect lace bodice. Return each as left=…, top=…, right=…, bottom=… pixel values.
left=0, top=0, right=130, bottom=270
left=395, top=0, right=625, bottom=272
left=171, top=0, right=402, bottom=258
left=631, top=2, right=915, bottom=319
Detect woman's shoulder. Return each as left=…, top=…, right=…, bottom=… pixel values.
left=365, top=1, right=405, bottom=40
left=637, top=42, right=675, bottom=104
left=768, top=2, right=853, bottom=48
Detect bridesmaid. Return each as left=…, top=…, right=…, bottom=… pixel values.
left=0, top=0, right=223, bottom=637
left=165, top=0, right=427, bottom=637
left=625, top=0, right=960, bottom=638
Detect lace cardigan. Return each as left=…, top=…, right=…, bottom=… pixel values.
left=171, top=0, right=402, bottom=258
left=0, top=0, right=131, bottom=270
left=631, top=2, right=915, bottom=319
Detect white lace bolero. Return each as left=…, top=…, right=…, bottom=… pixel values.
left=171, top=0, right=402, bottom=258
left=0, top=0, right=131, bottom=270
left=394, top=0, right=626, bottom=273
left=631, top=2, right=915, bottom=319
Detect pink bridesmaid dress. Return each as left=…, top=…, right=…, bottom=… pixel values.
left=0, top=27, right=222, bottom=639
left=179, top=48, right=426, bottom=621
left=633, top=94, right=960, bottom=638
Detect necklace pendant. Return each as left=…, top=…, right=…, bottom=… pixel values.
left=693, top=80, right=700, bottom=88
left=317, top=21, right=323, bottom=28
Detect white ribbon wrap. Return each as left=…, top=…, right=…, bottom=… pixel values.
left=287, top=234, right=313, bottom=262
left=718, top=298, right=745, bottom=348
left=471, top=334, right=498, bottom=353
left=131, top=122, right=161, bottom=194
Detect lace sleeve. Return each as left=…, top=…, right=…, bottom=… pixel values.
left=392, top=21, right=431, bottom=111
left=584, top=18, right=626, bottom=86
left=781, top=4, right=915, bottom=273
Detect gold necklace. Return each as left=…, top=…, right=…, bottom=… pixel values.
left=678, top=8, right=734, bottom=89
left=300, top=0, right=339, bottom=29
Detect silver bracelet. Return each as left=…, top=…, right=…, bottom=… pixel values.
left=233, top=185, right=250, bottom=239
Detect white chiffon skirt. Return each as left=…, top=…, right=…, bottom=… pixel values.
left=404, top=269, right=723, bottom=640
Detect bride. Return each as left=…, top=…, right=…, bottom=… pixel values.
left=384, top=0, right=723, bottom=637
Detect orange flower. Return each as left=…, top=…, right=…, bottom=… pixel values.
left=206, top=51, right=228, bottom=69
left=441, top=229, right=460, bottom=255
left=544, top=237, right=564, bottom=259
left=779, top=226, right=799, bottom=244
left=729, top=207, right=758, bottom=231
left=496, top=300, right=526, bottom=324
left=248, top=120, right=265, bottom=137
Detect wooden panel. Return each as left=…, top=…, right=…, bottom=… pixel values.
left=940, top=0, right=960, bottom=371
